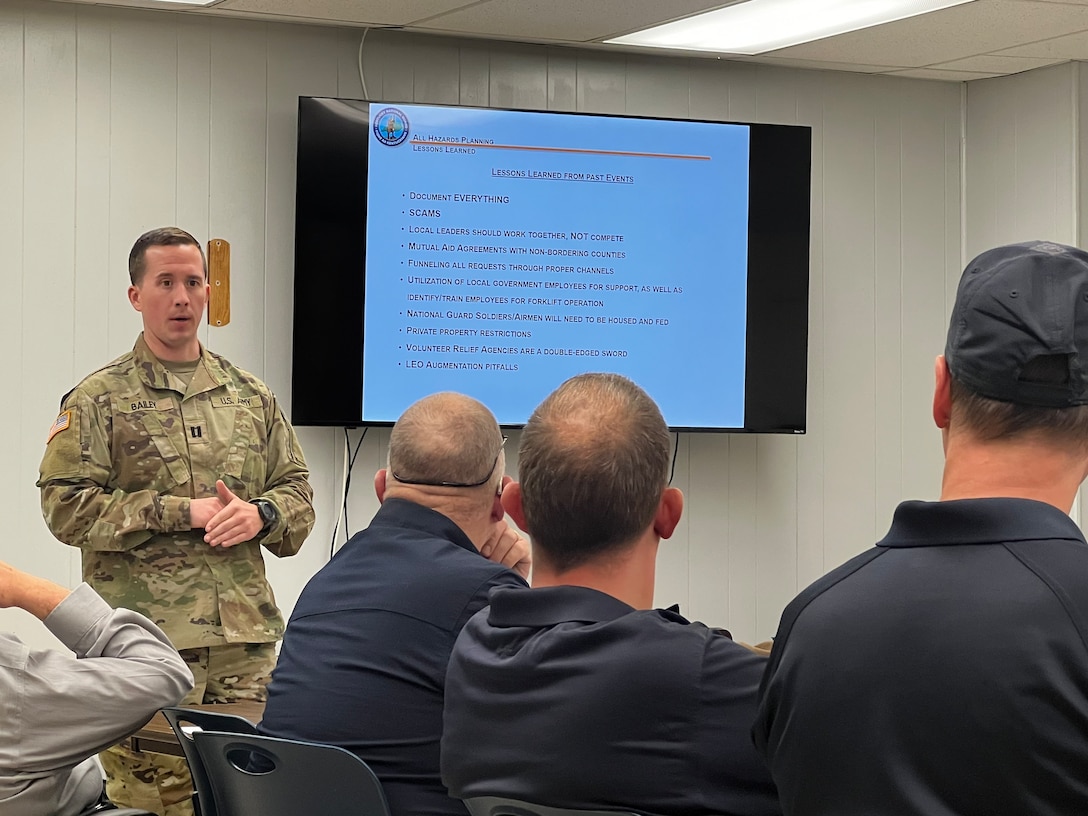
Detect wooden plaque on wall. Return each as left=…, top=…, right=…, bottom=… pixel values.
left=207, top=238, right=230, bottom=327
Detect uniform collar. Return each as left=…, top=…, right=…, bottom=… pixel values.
left=878, top=497, right=1086, bottom=549
left=132, top=333, right=231, bottom=397
left=486, top=584, right=687, bottom=629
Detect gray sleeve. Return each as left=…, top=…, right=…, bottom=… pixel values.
left=1, top=583, right=193, bottom=774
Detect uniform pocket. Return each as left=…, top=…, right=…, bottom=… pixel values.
left=112, top=396, right=190, bottom=492
left=209, top=389, right=268, bottom=490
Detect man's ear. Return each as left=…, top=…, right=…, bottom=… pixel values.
left=127, top=285, right=142, bottom=312
left=491, top=475, right=512, bottom=522
left=653, top=487, right=684, bottom=540
left=933, top=355, right=952, bottom=430
left=501, top=481, right=528, bottom=532
left=374, top=469, right=388, bottom=504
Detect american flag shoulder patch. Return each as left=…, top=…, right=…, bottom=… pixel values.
left=47, top=410, right=73, bottom=443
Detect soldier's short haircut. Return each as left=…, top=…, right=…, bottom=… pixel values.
left=388, top=392, right=505, bottom=493
left=128, top=227, right=208, bottom=284
left=517, top=372, right=671, bottom=572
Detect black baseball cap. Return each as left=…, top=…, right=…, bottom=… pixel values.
left=946, top=240, right=1088, bottom=408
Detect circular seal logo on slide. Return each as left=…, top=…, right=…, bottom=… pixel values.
left=373, top=108, right=409, bottom=146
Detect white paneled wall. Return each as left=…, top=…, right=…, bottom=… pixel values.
left=1, top=0, right=961, bottom=649
left=966, top=63, right=1077, bottom=257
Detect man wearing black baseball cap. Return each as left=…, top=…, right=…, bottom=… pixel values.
left=753, top=241, right=1088, bottom=816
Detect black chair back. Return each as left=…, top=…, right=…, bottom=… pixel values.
left=192, top=731, right=391, bottom=816
left=160, top=707, right=259, bottom=816
left=465, top=797, right=641, bottom=816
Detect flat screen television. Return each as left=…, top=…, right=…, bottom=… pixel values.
left=292, top=97, right=811, bottom=431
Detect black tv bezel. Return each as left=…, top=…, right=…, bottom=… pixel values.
left=291, top=96, right=811, bottom=433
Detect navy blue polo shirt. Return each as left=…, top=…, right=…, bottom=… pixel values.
left=754, top=498, right=1088, bottom=816
left=442, top=585, right=781, bottom=816
left=259, top=498, right=527, bottom=816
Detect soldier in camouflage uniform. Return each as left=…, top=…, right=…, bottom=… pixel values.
left=37, top=227, right=316, bottom=816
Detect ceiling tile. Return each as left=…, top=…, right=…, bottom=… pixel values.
left=994, top=28, right=1088, bottom=58
left=37, top=0, right=1088, bottom=80
left=765, top=0, right=1088, bottom=68
left=887, top=67, right=1003, bottom=80
left=735, top=56, right=901, bottom=74
left=213, top=0, right=480, bottom=26
left=413, top=0, right=726, bottom=43
left=932, top=53, right=1066, bottom=71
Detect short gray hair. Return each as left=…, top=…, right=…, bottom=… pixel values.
left=388, top=392, right=504, bottom=492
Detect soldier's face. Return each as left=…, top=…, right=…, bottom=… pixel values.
left=127, top=244, right=209, bottom=362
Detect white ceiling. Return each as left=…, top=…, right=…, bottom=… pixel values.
left=54, top=0, right=1088, bottom=81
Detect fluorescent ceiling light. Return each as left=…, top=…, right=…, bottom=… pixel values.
left=607, top=0, right=977, bottom=55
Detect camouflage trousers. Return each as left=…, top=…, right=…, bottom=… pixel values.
left=102, top=642, right=276, bottom=816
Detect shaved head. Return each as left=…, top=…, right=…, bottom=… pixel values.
left=388, top=392, right=505, bottom=493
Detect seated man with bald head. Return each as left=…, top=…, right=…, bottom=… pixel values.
left=258, top=392, right=530, bottom=816
left=441, top=373, right=780, bottom=816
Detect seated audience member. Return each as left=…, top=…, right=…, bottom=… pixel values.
left=0, top=559, right=193, bottom=816
left=258, top=392, right=530, bottom=816
left=442, top=373, right=781, bottom=816
left=754, top=241, right=1088, bottom=816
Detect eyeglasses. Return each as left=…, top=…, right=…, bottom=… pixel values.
left=390, top=436, right=507, bottom=488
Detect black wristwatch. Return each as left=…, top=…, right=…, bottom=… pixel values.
left=250, top=498, right=279, bottom=533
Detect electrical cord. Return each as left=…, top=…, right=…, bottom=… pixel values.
left=330, top=427, right=367, bottom=557
left=357, top=28, right=370, bottom=100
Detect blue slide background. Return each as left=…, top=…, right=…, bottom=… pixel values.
left=362, top=103, right=750, bottom=428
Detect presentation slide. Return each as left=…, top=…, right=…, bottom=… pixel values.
left=361, top=103, right=751, bottom=428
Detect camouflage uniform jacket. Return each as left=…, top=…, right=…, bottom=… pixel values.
left=37, top=334, right=315, bottom=650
